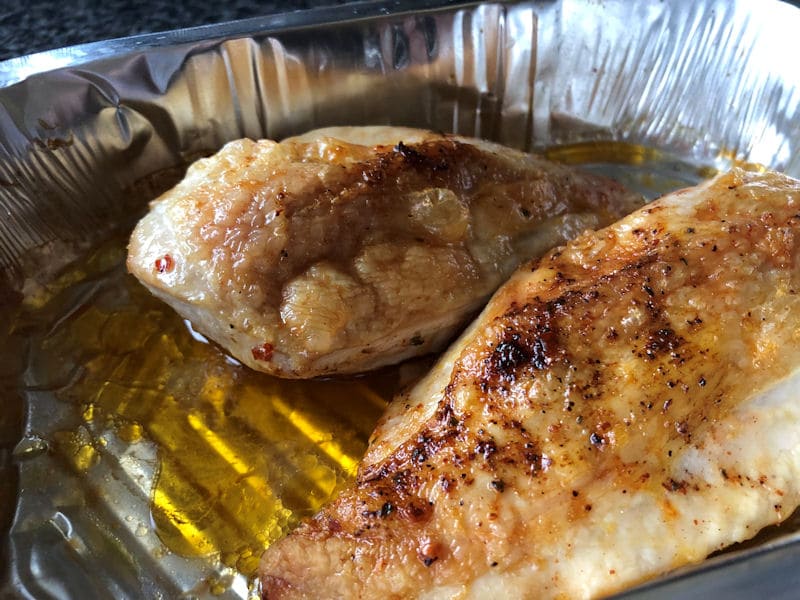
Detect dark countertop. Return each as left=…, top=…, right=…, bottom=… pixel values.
left=0, top=0, right=348, bottom=62
left=5, top=0, right=800, bottom=65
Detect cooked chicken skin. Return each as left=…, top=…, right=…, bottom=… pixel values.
left=127, top=126, right=641, bottom=377
left=259, top=168, right=800, bottom=598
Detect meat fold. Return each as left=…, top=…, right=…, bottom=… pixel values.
left=127, top=126, right=642, bottom=377
left=259, top=168, right=800, bottom=598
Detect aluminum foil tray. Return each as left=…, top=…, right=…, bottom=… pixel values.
left=2, top=1, right=800, bottom=598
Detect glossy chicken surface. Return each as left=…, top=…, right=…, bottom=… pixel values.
left=127, top=126, right=641, bottom=377
left=259, top=168, right=800, bottom=598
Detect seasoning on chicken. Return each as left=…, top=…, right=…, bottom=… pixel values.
left=260, top=168, right=800, bottom=598
left=127, top=126, right=642, bottom=378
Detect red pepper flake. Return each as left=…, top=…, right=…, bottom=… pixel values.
left=251, top=343, right=274, bottom=362
left=154, top=254, right=174, bottom=274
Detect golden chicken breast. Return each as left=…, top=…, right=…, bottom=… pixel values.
left=127, top=126, right=642, bottom=378
left=259, top=168, right=800, bottom=598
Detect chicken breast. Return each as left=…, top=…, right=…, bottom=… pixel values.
left=259, top=168, right=800, bottom=598
left=127, top=126, right=642, bottom=378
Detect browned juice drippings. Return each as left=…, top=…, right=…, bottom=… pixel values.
left=11, top=232, right=429, bottom=579
left=544, top=140, right=668, bottom=165
left=544, top=141, right=715, bottom=198
left=544, top=141, right=770, bottom=196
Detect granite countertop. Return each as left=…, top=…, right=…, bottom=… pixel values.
left=0, top=0, right=348, bottom=62
left=5, top=0, right=800, bottom=65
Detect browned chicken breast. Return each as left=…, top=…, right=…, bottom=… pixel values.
left=259, top=168, right=800, bottom=598
left=127, top=126, right=642, bottom=378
